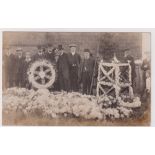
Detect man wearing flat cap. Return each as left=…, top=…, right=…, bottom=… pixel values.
left=79, top=49, right=95, bottom=94
left=68, top=44, right=81, bottom=92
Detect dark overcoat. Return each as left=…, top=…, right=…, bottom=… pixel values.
left=57, top=53, right=70, bottom=91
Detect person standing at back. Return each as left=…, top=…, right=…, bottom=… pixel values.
left=57, top=45, right=70, bottom=92
left=15, top=48, right=25, bottom=87
left=33, top=46, right=46, bottom=61
left=3, top=49, right=11, bottom=89
left=80, top=49, right=95, bottom=95
left=123, top=49, right=136, bottom=87
left=45, top=45, right=55, bottom=63
left=68, top=44, right=81, bottom=92
left=23, top=52, right=32, bottom=89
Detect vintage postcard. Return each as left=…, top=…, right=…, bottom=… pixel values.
left=2, top=31, right=151, bottom=126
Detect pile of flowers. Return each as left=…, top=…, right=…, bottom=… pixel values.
left=3, top=88, right=141, bottom=120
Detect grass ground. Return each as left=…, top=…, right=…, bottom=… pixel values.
left=2, top=105, right=150, bottom=126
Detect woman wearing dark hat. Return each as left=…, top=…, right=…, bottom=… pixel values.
left=79, top=49, right=95, bottom=95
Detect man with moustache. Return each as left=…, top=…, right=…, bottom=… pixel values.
left=68, top=44, right=81, bottom=92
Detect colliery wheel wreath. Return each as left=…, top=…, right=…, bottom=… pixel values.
left=28, top=60, right=56, bottom=89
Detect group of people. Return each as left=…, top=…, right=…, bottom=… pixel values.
left=55, top=44, right=96, bottom=94
left=3, top=44, right=96, bottom=95
left=3, top=47, right=32, bottom=89
left=3, top=44, right=151, bottom=98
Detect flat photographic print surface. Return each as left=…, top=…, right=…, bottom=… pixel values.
left=2, top=31, right=151, bottom=126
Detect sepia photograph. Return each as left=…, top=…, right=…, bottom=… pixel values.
left=2, top=31, right=151, bottom=126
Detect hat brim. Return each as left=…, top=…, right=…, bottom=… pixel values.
left=69, top=44, right=77, bottom=47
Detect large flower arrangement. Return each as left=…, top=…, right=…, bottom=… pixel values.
left=3, top=88, right=141, bottom=120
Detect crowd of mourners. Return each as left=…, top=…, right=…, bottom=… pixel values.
left=3, top=44, right=97, bottom=95
left=3, top=44, right=151, bottom=99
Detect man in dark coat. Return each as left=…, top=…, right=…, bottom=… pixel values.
left=141, top=58, right=150, bottom=100
left=57, top=45, right=70, bottom=92
left=68, top=44, right=81, bottom=91
left=33, top=46, right=46, bottom=61
left=8, top=51, right=17, bottom=87
left=23, top=52, right=32, bottom=89
left=45, top=46, right=55, bottom=63
left=52, top=48, right=60, bottom=91
left=80, top=49, right=95, bottom=94
left=123, top=49, right=136, bottom=87
left=141, top=58, right=150, bottom=89
left=15, top=49, right=25, bottom=87
left=3, top=49, right=10, bottom=89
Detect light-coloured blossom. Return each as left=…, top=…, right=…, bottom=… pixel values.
left=3, top=88, right=141, bottom=120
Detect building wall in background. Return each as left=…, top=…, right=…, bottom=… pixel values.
left=3, top=32, right=142, bottom=59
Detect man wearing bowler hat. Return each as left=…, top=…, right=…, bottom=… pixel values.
left=57, top=45, right=70, bottom=91
left=45, top=44, right=55, bottom=63
left=33, top=45, right=46, bottom=61
left=80, top=49, right=95, bottom=94
left=68, top=44, right=81, bottom=91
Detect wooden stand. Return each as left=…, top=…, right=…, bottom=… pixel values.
left=97, top=60, right=132, bottom=103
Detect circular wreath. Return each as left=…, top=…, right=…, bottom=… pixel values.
left=28, top=60, right=56, bottom=89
